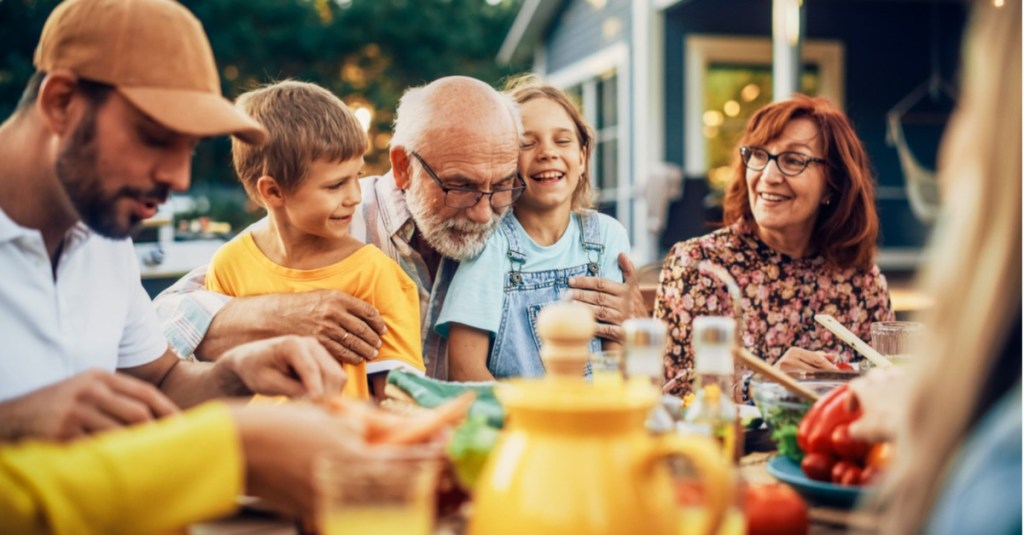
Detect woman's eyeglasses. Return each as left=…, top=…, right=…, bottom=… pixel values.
left=740, top=146, right=826, bottom=177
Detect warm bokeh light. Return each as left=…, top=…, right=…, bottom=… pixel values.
left=703, top=110, right=724, bottom=127
left=703, top=125, right=719, bottom=139
left=353, top=106, right=374, bottom=133
left=723, top=100, right=740, bottom=117
left=740, top=84, right=761, bottom=102
left=709, top=166, right=734, bottom=190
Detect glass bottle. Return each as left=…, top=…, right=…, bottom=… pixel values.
left=684, top=316, right=742, bottom=462
left=622, top=318, right=675, bottom=432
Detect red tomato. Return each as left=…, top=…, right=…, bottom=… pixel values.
left=866, top=442, right=894, bottom=470
left=830, top=423, right=870, bottom=461
left=800, top=452, right=836, bottom=482
left=836, top=362, right=855, bottom=372
left=744, top=484, right=810, bottom=535
left=831, top=460, right=864, bottom=486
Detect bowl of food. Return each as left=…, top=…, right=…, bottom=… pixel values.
left=749, top=378, right=849, bottom=463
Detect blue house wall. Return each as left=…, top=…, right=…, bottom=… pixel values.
left=545, top=0, right=633, bottom=73
left=661, top=0, right=967, bottom=251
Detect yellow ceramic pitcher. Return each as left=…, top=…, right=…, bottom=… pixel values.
left=468, top=302, right=733, bottom=535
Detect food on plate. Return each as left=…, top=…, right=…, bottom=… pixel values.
left=751, top=379, right=849, bottom=463
left=447, top=415, right=501, bottom=491
left=744, top=483, right=810, bottom=535
left=323, top=391, right=476, bottom=445
left=795, top=385, right=890, bottom=486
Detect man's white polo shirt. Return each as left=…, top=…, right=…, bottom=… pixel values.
left=0, top=208, right=167, bottom=401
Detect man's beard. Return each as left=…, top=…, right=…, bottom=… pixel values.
left=405, top=175, right=503, bottom=261
left=54, top=107, right=169, bottom=240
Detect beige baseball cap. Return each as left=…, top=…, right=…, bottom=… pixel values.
left=34, top=0, right=267, bottom=145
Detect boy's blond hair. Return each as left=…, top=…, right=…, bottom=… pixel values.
left=232, top=80, right=367, bottom=204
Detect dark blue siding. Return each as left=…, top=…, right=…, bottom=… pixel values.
left=546, top=0, right=633, bottom=72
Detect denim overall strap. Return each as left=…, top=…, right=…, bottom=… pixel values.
left=488, top=214, right=603, bottom=379
left=578, top=209, right=605, bottom=276
left=501, top=215, right=527, bottom=287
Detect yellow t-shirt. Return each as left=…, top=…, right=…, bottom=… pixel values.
left=0, top=402, right=241, bottom=535
left=206, top=233, right=424, bottom=399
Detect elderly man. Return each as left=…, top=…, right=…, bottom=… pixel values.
left=156, top=76, right=645, bottom=379
left=0, top=0, right=348, bottom=440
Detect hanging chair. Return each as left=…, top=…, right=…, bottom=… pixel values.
left=885, top=73, right=956, bottom=223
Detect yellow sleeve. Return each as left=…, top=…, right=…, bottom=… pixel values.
left=375, top=258, right=425, bottom=372
left=205, top=244, right=231, bottom=294
left=0, top=402, right=243, bottom=535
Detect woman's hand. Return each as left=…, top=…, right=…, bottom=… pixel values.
left=774, top=347, right=840, bottom=373
left=847, top=367, right=908, bottom=443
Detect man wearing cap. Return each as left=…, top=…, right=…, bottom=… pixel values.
left=0, top=0, right=348, bottom=440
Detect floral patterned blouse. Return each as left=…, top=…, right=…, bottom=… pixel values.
left=654, top=222, right=894, bottom=400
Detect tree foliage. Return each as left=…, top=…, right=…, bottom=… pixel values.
left=0, top=0, right=527, bottom=184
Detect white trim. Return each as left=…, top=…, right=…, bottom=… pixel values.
left=545, top=43, right=631, bottom=241
left=653, top=0, right=684, bottom=10
left=498, top=0, right=542, bottom=64
left=546, top=42, right=628, bottom=88
left=683, top=35, right=845, bottom=176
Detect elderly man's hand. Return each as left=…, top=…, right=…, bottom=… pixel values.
left=223, top=289, right=386, bottom=366
left=567, top=253, right=647, bottom=343
left=218, top=336, right=348, bottom=399
left=0, top=370, right=179, bottom=442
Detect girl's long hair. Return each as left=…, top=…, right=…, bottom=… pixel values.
left=869, top=2, right=1021, bottom=532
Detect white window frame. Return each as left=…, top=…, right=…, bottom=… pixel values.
left=545, top=42, right=631, bottom=229
left=683, top=35, right=845, bottom=176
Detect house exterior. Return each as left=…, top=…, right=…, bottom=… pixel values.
left=500, top=0, right=968, bottom=269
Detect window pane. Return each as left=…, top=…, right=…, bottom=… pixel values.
left=596, top=138, right=618, bottom=191
left=596, top=72, right=618, bottom=129
left=703, top=64, right=821, bottom=192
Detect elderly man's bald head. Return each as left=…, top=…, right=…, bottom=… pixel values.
left=390, top=76, right=521, bottom=154
left=389, top=76, right=523, bottom=261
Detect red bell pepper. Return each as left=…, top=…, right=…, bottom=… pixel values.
left=796, top=384, right=881, bottom=484
left=803, top=386, right=861, bottom=456
left=796, top=384, right=848, bottom=452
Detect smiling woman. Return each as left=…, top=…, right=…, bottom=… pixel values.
left=655, top=95, right=894, bottom=401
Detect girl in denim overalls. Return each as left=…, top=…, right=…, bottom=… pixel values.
left=436, top=77, right=631, bottom=381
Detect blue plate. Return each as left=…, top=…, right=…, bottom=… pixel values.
left=766, top=455, right=873, bottom=508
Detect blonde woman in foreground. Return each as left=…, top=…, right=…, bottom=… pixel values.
left=848, top=1, right=1021, bottom=534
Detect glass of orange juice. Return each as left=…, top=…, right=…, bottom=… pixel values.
left=316, top=447, right=441, bottom=535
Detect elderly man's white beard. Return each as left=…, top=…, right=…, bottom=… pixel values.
left=405, top=177, right=504, bottom=261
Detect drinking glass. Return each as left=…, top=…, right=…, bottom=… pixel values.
left=316, top=447, right=441, bottom=535
left=869, top=321, right=924, bottom=366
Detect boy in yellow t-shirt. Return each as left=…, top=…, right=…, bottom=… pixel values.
left=206, top=81, right=424, bottom=400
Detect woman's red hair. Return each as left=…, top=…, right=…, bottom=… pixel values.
left=723, top=94, right=879, bottom=270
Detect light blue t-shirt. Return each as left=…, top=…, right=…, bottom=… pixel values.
left=436, top=211, right=630, bottom=338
